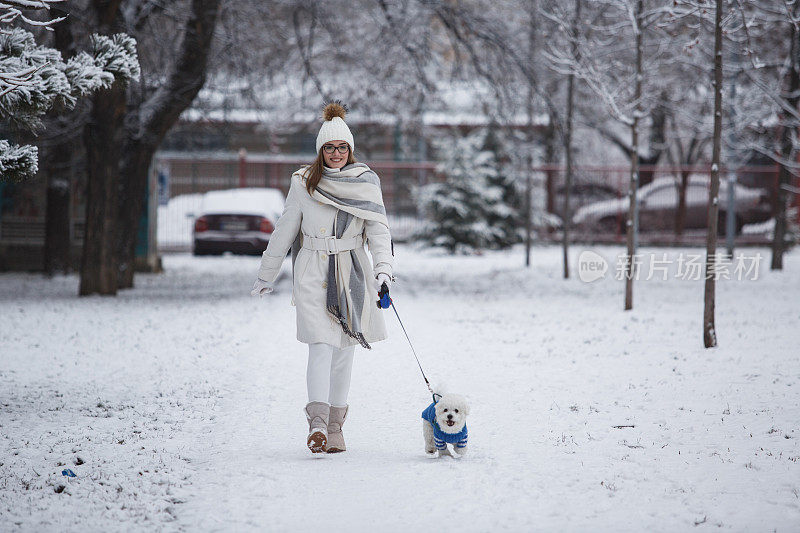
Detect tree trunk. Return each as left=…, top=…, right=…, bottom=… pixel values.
left=43, top=6, right=76, bottom=275
left=562, top=0, right=580, bottom=280
left=544, top=115, right=557, bottom=214
left=771, top=161, right=790, bottom=271
left=771, top=17, right=800, bottom=271
left=116, top=0, right=221, bottom=289
left=524, top=0, right=537, bottom=268
left=639, top=94, right=667, bottom=187
left=80, top=84, right=126, bottom=296
left=624, top=0, right=643, bottom=311
left=44, top=148, right=73, bottom=275
left=675, top=169, right=689, bottom=236
left=703, top=0, right=724, bottom=348
left=79, top=0, right=126, bottom=296
left=117, top=147, right=152, bottom=287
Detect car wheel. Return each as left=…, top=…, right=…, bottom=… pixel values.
left=598, top=216, right=625, bottom=235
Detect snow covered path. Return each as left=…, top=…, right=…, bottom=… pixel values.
left=1, top=245, right=799, bottom=531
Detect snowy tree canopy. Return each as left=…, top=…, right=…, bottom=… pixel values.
left=0, top=2, right=140, bottom=183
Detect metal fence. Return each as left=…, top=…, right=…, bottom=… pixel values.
left=146, top=153, right=800, bottom=252
left=1, top=156, right=794, bottom=271
left=1, top=160, right=795, bottom=252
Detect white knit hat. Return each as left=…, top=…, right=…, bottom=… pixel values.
left=316, top=102, right=355, bottom=154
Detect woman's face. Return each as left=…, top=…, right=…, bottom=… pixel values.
left=322, top=140, right=350, bottom=169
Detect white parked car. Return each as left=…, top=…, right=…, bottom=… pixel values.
left=193, top=187, right=285, bottom=255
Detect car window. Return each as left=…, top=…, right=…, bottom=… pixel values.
left=642, top=185, right=674, bottom=207
left=686, top=184, right=708, bottom=205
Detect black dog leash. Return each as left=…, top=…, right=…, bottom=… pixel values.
left=377, top=282, right=440, bottom=403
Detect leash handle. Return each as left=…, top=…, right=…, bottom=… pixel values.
left=377, top=281, right=391, bottom=309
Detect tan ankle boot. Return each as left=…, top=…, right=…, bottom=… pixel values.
left=326, top=405, right=348, bottom=453
left=304, top=401, right=329, bottom=453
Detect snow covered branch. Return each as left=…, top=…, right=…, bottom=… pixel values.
left=0, top=139, right=38, bottom=182
left=0, top=0, right=66, bottom=28
left=0, top=1, right=139, bottom=183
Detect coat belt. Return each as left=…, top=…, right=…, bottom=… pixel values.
left=302, top=234, right=362, bottom=255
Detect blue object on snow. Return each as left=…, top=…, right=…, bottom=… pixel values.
left=62, top=469, right=76, bottom=477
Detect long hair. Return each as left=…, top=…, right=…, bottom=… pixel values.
left=303, top=148, right=356, bottom=195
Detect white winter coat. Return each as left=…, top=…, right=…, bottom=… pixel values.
left=257, top=167, right=394, bottom=348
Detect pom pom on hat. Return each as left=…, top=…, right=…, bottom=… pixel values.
left=323, top=101, right=348, bottom=121
left=316, top=100, right=355, bottom=154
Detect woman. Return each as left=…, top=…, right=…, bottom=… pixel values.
left=250, top=102, right=394, bottom=454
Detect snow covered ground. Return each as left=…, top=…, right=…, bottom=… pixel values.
left=1, top=244, right=799, bottom=531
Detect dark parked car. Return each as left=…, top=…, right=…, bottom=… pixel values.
left=552, top=182, right=620, bottom=220
left=572, top=176, right=772, bottom=234
left=193, top=188, right=284, bottom=255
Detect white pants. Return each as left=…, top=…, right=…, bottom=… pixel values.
left=306, top=342, right=355, bottom=407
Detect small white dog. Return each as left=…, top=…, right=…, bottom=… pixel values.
left=421, top=393, right=470, bottom=457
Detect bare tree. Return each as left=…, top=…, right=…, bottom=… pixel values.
left=771, top=15, right=800, bottom=270
left=546, top=0, right=669, bottom=309
left=562, top=0, right=580, bottom=279
left=704, top=0, right=724, bottom=348
left=736, top=1, right=800, bottom=269
left=663, top=89, right=712, bottom=237
left=80, top=1, right=131, bottom=296
left=668, top=0, right=737, bottom=348
left=71, top=0, right=221, bottom=295
left=116, top=0, right=221, bottom=290
left=705, top=1, right=800, bottom=269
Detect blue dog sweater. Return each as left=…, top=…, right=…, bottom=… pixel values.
left=421, top=401, right=468, bottom=450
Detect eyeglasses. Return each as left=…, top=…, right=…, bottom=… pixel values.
left=322, top=143, right=349, bottom=154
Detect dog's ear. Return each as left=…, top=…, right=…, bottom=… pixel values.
left=462, top=396, right=471, bottom=416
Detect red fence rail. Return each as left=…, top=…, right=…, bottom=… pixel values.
left=531, top=164, right=797, bottom=246
left=154, top=152, right=798, bottom=251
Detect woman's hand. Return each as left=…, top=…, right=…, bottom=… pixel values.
left=251, top=278, right=274, bottom=297
left=376, top=273, right=391, bottom=292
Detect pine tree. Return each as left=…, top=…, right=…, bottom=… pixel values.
left=0, top=4, right=139, bottom=183
left=413, top=129, right=508, bottom=253
left=483, top=124, right=524, bottom=247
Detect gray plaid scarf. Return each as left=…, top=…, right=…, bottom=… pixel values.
left=290, top=163, right=389, bottom=349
